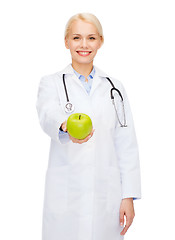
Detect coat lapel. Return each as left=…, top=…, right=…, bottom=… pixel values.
left=60, top=64, right=87, bottom=93
left=90, top=65, right=110, bottom=96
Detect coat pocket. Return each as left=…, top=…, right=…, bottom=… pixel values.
left=43, top=166, right=69, bottom=214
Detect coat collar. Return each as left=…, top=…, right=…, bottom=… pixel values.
left=59, top=64, right=110, bottom=96
left=60, top=63, right=110, bottom=78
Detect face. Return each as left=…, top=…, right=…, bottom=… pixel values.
left=65, top=20, right=102, bottom=66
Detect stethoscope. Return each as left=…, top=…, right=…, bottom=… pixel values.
left=62, top=74, right=127, bottom=127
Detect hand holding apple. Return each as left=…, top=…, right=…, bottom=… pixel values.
left=60, top=113, right=94, bottom=144
left=68, top=128, right=95, bottom=144
left=60, top=120, right=95, bottom=144
left=67, top=113, right=93, bottom=140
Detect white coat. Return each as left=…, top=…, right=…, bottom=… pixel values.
left=36, top=64, right=141, bottom=240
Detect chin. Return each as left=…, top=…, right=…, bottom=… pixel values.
left=72, top=54, right=95, bottom=64
left=73, top=59, right=93, bottom=65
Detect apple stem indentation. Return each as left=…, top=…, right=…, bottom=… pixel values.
left=79, top=115, right=81, bottom=120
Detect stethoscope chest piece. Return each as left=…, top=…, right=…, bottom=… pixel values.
left=65, top=102, right=75, bottom=113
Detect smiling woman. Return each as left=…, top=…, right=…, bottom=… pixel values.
left=36, top=12, right=141, bottom=240
left=64, top=16, right=103, bottom=75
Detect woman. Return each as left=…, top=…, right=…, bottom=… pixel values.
left=36, top=13, right=141, bottom=240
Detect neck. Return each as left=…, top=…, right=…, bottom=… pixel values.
left=72, top=61, right=93, bottom=78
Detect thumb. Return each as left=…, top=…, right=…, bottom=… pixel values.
left=62, top=121, right=67, bottom=132
left=120, top=209, right=124, bottom=226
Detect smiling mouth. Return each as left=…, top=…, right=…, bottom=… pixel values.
left=76, top=51, right=92, bottom=56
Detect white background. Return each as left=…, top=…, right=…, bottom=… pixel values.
left=0, top=0, right=175, bottom=239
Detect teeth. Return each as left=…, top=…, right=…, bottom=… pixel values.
left=78, top=51, right=91, bottom=55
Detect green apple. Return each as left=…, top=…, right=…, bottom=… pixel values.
left=67, top=113, right=93, bottom=140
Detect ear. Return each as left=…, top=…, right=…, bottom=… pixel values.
left=98, top=36, right=103, bottom=49
left=65, top=37, right=69, bottom=49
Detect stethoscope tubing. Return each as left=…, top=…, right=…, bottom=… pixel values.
left=63, top=74, right=69, bottom=102
left=106, top=77, right=123, bottom=101
left=62, top=74, right=127, bottom=127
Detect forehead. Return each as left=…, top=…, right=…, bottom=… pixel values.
left=70, top=20, right=98, bottom=35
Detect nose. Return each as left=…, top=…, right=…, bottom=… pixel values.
left=81, top=38, right=88, bottom=48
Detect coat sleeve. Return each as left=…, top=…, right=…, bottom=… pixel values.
left=114, top=83, right=141, bottom=200
left=36, top=75, right=69, bottom=144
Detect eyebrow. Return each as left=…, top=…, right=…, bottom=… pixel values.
left=72, top=33, right=97, bottom=36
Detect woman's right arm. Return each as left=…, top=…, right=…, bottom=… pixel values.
left=36, top=75, right=68, bottom=143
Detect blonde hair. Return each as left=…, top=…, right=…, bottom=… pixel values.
left=64, top=13, right=104, bottom=44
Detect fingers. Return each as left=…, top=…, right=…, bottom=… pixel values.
left=84, top=129, right=95, bottom=141
left=120, top=214, right=134, bottom=235
left=120, top=209, right=125, bottom=227
left=120, top=212, right=135, bottom=236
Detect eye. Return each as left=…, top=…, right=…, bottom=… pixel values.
left=89, top=37, right=95, bottom=40
left=73, top=36, right=80, bottom=40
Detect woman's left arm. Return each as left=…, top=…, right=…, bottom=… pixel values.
left=114, top=83, right=141, bottom=234
left=114, top=83, right=141, bottom=200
